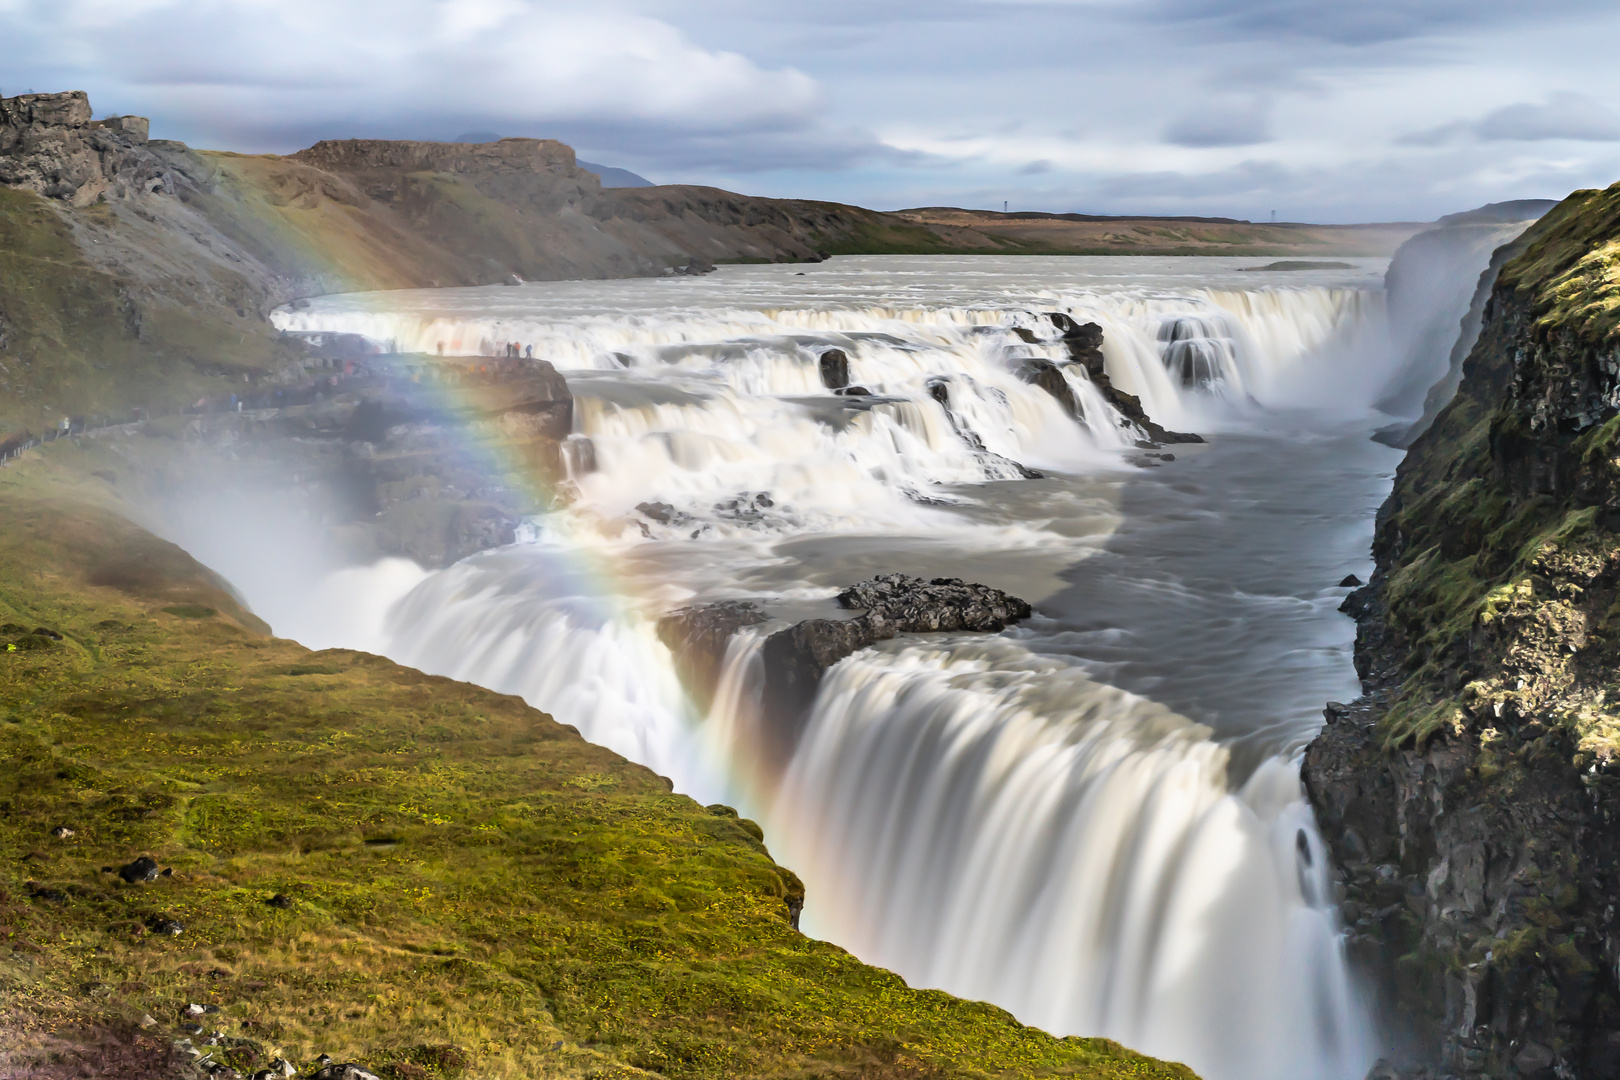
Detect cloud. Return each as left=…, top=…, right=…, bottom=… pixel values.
left=1476, top=92, right=1620, bottom=142
left=1162, top=99, right=1272, bottom=147
left=1394, top=122, right=1470, bottom=148
left=1125, top=0, right=1612, bottom=46
left=4, top=0, right=1620, bottom=218
left=0, top=0, right=831, bottom=149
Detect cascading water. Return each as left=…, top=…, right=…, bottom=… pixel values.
left=197, top=255, right=1425, bottom=1080
left=773, top=640, right=1365, bottom=1080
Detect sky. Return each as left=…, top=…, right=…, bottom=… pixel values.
left=4, top=0, right=1620, bottom=221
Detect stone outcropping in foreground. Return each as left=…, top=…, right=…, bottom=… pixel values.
left=659, top=574, right=1031, bottom=770
left=1303, top=182, right=1620, bottom=1079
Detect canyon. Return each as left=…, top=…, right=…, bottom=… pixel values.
left=5, top=85, right=1620, bottom=1080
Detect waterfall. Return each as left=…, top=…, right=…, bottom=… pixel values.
left=769, top=638, right=1371, bottom=1080
left=233, top=258, right=1407, bottom=1080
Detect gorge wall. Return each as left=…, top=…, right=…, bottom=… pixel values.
left=1305, top=182, right=1620, bottom=1078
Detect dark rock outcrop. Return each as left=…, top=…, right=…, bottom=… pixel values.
left=1304, top=184, right=1620, bottom=1078
left=656, top=601, right=770, bottom=711
left=0, top=91, right=175, bottom=206
left=759, top=576, right=1030, bottom=764
left=1035, top=314, right=1203, bottom=446
left=1018, top=358, right=1082, bottom=420
left=662, top=575, right=1031, bottom=773
left=819, top=348, right=850, bottom=389
left=117, top=855, right=161, bottom=884
left=925, top=377, right=1043, bottom=478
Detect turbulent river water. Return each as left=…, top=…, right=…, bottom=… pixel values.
left=189, top=255, right=1431, bottom=1080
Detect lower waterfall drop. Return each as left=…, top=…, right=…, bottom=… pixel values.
left=770, top=639, right=1372, bottom=1080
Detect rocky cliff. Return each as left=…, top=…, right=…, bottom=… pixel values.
left=1304, top=182, right=1620, bottom=1078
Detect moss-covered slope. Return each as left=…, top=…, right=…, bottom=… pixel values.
left=0, top=448, right=1193, bottom=1080
left=1303, top=182, right=1620, bottom=1077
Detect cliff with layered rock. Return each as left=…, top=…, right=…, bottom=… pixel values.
left=1304, top=182, right=1620, bottom=1078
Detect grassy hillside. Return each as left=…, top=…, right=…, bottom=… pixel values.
left=0, top=187, right=290, bottom=433
left=0, top=444, right=1195, bottom=1080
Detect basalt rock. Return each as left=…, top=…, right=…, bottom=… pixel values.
left=925, top=377, right=1043, bottom=478
left=660, top=575, right=1032, bottom=776
left=656, top=600, right=770, bottom=710
left=117, top=855, right=161, bottom=884
left=1041, top=313, right=1203, bottom=446
left=1017, top=358, right=1081, bottom=420
left=1303, top=185, right=1620, bottom=1079
left=0, top=91, right=175, bottom=206
left=819, top=348, right=850, bottom=389
left=836, top=573, right=1033, bottom=632
left=310, top=1064, right=380, bottom=1080
left=757, top=576, right=1030, bottom=762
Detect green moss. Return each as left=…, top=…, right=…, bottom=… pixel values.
left=0, top=452, right=1194, bottom=1080
left=1498, top=184, right=1620, bottom=346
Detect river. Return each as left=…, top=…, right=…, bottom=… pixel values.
left=190, top=255, right=1425, bottom=1080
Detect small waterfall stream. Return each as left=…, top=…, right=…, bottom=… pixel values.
left=176, top=255, right=1430, bottom=1080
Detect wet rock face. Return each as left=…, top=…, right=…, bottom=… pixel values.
left=1018, top=358, right=1081, bottom=420
left=819, top=348, right=850, bottom=389
left=1025, top=313, right=1204, bottom=447
left=661, top=575, right=1031, bottom=773
left=1303, top=207, right=1620, bottom=1079
left=656, top=601, right=770, bottom=710
left=759, top=576, right=1030, bottom=764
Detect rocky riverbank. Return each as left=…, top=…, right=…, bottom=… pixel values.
left=1304, top=181, right=1620, bottom=1079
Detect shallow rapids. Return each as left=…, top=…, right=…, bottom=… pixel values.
left=179, top=255, right=1428, bottom=1080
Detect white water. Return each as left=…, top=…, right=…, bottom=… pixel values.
left=189, top=255, right=1423, bottom=1080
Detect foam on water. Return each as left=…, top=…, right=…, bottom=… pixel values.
left=200, top=255, right=1435, bottom=1080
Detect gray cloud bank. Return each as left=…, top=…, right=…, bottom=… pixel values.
left=3, top=0, right=1620, bottom=221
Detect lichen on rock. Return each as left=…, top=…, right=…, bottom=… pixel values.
left=1305, top=180, right=1620, bottom=1079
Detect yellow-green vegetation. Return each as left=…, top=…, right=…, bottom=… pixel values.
left=0, top=448, right=1194, bottom=1080
left=1371, top=182, right=1620, bottom=751
left=1496, top=180, right=1620, bottom=346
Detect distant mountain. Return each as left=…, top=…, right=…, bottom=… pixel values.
left=576, top=159, right=654, bottom=188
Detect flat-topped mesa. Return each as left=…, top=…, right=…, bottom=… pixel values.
left=291, top=137, right=580, bottom=178
left=0, top=90, right=167, bottom=206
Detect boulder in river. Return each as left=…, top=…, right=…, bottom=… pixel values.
left=819, top=348, right=850, bottom=389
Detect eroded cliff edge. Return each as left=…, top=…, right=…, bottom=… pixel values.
left=1304, top=182, right=1620, bottom=1078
